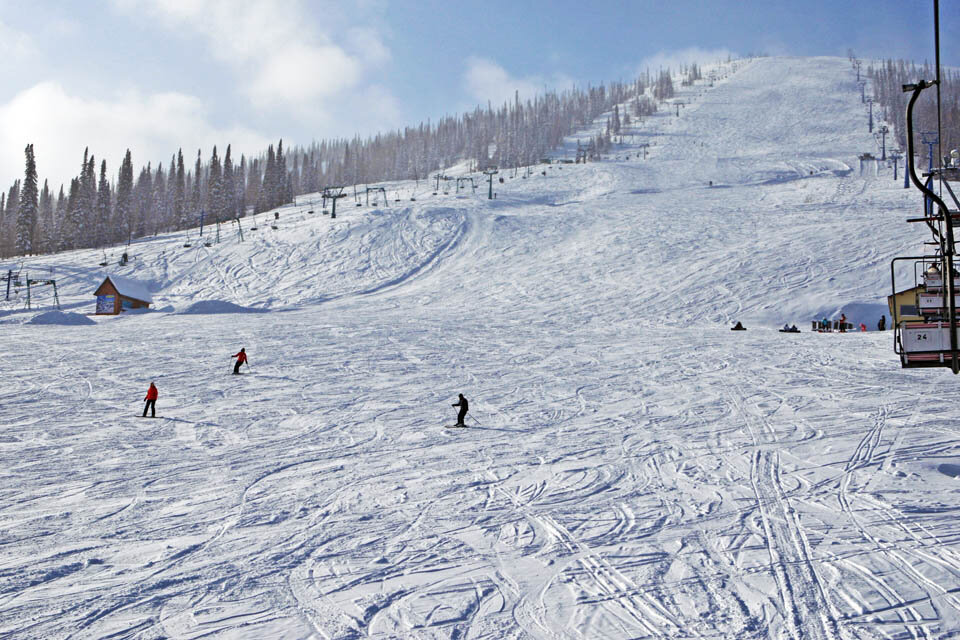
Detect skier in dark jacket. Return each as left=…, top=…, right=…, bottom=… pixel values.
left=232, top=348, right=248, bottom=374
left=878, top=315, right=886, bottom=331
left=143, top=382, right=158, bottom=417
left=452, top=394, right=468, bottom=427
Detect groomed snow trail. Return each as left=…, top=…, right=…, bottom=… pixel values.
left=3, top=57, right=960, bottom=639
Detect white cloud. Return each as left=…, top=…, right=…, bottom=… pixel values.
left=0, top=82, right=269, bottom=189
left=463, top=57, right=573, bottom=107
left=638, top=47, right=738, bottom=74
left=112, top=0, right=392, bottom=117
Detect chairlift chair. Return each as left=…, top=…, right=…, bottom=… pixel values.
left=890, top=50, right=960, bottom=372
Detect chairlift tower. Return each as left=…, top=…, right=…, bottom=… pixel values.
left=878, top=124, right=889, bottom=160
left=483, top=167, right=499, bottom=199
left=921, top=130, right=939, bottom=172
left=865, top=97, right=874, bottom=132
left=889, top=149, right=902, bottom=180
left=322, top=186, right=348, bottom=218
left=25, top=275, right=60, bottom=310
left=3, top=268, right=23, bottom=301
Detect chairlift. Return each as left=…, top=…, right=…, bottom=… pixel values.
left=890, top=8, right=960, bottom=372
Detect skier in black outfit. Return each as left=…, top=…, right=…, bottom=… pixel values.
left=452, top=394, right=468, bottom=427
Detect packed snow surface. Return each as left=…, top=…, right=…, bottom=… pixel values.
left=179, top=300, right=268, bottom=314
left=3, top=57, right=960, bottom=638
left=24, top=310, right=96, bottom=325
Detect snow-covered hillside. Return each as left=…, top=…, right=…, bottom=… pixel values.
left=3, top=57, right=959, bottom=639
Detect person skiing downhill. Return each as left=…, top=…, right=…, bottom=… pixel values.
left=232, top=348, right=248, bottom=374
left=143, top=382, right=158, bottom=418
left=452, top=394, right=469, bottom=427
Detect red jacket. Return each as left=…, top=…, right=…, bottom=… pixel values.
left=145, top=384, right=158, bottom=401
left=233, top=351, right=247, bottom=364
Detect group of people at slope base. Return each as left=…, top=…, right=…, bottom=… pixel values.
left=141, top=349, right=471, bottom=426
left=732, top=314, right=889, bottom=334
left=814, top=314, right=888, bottom=333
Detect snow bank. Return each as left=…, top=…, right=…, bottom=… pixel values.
left=26, top=310, right=96, bottom=325
left=178, top=300, right=267, bottom=314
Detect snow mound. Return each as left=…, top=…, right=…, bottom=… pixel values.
left=179, top=300, right=267, bottom=314
left=26, top=311, right=96, bottom=325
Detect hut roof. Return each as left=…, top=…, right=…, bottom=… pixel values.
left=102, top=275, right=153, bottom=303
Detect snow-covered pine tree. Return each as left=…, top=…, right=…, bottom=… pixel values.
left=37, top=180, right=52, bottom=254
left=95, top=160, right=111, bottom=247
left=257, top=144, right=275, bottom=213
left=207, top=146, right=222, bottom=223
left=15, top=144, right=38, bottom=255
left=192, top=149, right=202, bottom=220
left=79, top=150, right=97, bottom=248
left=237, top=155, right=247, bottom=217
left=48, top=186, right=64, bottom=253
left=60, top=177, right=79, bottom=252
left=276, top=139, right=287, bottom=208
left=174, top=149, right=186, bottom=227
left=134, top=164, right=153, bottom=237
left=114, top=150, right=135, bottom=245
left=3, top=180, right=20, bottom=256
left=152, top=162, right=166, bottom=233
left=223, top=145, right=235, bottom=219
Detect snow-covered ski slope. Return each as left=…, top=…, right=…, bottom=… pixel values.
left=4, top=56, right=960, bottom=639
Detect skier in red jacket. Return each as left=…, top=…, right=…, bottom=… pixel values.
left=232, top=348, right=248, bottom=374
left=143, top=382, right=158, bottom=417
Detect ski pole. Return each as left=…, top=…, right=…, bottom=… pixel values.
left=469, top=414, right=481, bottom=427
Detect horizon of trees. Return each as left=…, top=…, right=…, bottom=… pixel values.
left=0, top=63, right=713, bottom=259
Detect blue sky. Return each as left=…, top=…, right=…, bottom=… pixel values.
left=0, top=0, right=954, bottom=190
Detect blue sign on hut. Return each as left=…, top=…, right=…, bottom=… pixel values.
left=93, top=275, right=153, bottom=314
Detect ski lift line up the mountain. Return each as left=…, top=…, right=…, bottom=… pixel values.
left=890, top=0, right=960, bottom=372
left=365, top=186, right=387, bottom=206
left=456, top=177, right=477, bottom=193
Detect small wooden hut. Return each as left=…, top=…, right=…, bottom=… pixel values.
left=93, top=275, right=153, bottom=315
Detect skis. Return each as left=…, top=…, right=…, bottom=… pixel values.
left=445, top=424, right=467, bottom=429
